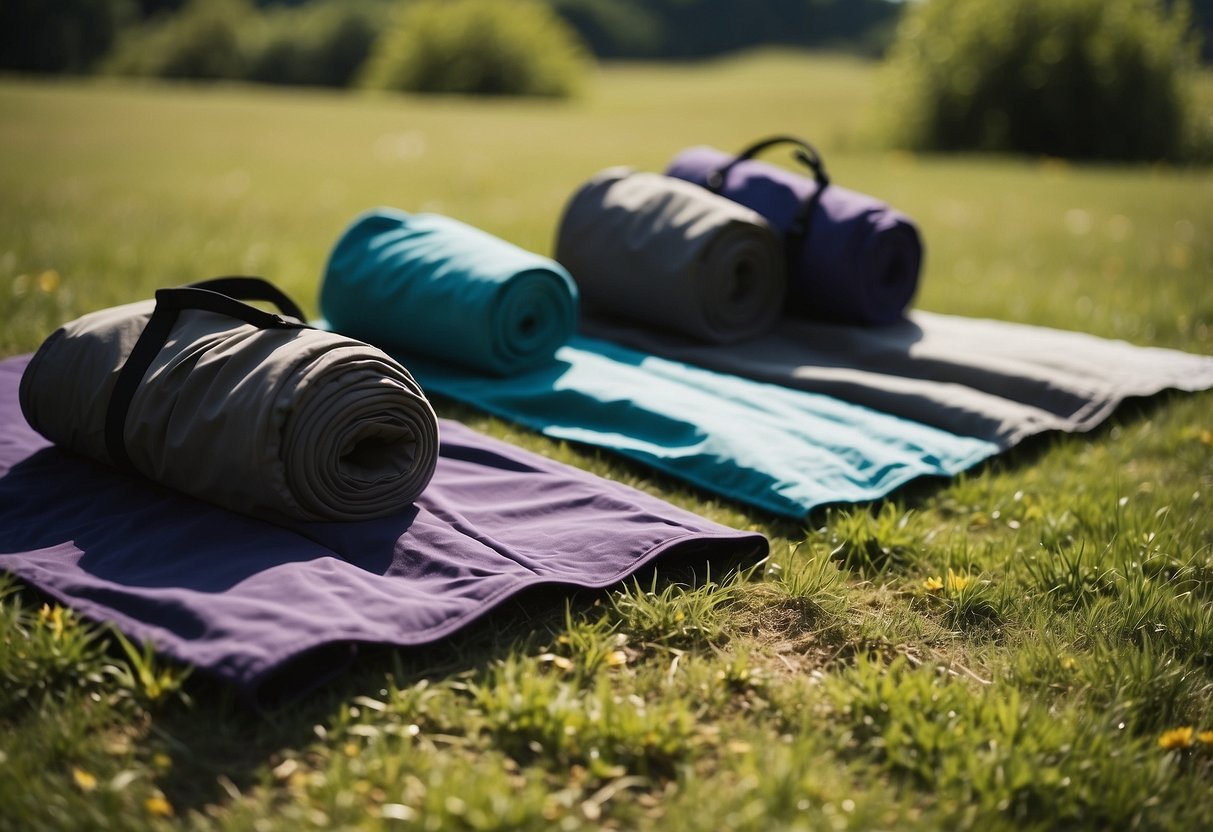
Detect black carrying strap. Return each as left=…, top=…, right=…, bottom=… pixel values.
left=104, top=277, right=311, bottom=472
left=705, top=135, right=831, bottom=272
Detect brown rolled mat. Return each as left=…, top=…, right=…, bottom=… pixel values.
left=555, top=167, right=785, bottom=344
left=581, top=310, right=1213, bottom=449
left=19, top=278, right=440, bottom=522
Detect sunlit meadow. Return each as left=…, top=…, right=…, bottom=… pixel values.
left=1, top=52, right=1211, bottom=830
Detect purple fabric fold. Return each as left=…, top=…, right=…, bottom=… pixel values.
left=666, top=145, right=922, bottom=325
left=0, top=355, right=765, bottom=706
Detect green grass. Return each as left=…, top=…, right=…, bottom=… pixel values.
left=2, top=51, right=1212, bottom=830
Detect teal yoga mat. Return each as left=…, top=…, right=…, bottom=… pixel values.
left=397, top=335, right=999, bottom=519
left=320, top=209, right=997, bottom=518
left=322, top=209, right=579, bottom=376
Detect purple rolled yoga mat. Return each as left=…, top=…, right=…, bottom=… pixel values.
left=0, top=355, right=765, bottom=706
left=666, top=140, right=922, bottom=324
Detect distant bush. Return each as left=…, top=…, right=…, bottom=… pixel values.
left=362, top=0, right=590, bottom=98
left=246, top=1, right=386, bottom=88
left=104, top=0, right=251, bottom=80
left=883, top=0, right=1201, bottom=161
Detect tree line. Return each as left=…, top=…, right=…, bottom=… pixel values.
left=0, top=0, right=1206, bottom=162
left=1, top=0, right=906, bottom=77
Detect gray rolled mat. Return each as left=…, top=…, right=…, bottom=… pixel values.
left=582, top=310, right=1213, bottom=449
left=20, top=279, right=440, bottom=522
left=556, top=167, right=785, bottom=344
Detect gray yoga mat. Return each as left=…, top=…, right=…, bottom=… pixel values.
left=556, top=167, right=785, bottom=344
left=582, top=311, right=1213, bottom=448
left=20, top=280, right=440, bottom=522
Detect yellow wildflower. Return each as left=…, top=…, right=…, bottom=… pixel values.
left=946, top=569, right=971, bottom=592
left=39, top=603, right=65, bottom=639
left=145, top=795, right=174, bottom=817
left=1158, top=726, right=1194, bottom=750
left=72, top=768, right=98, bottom=792
left=605, top=650, right=628, bottom=667
left=37, top=269, right=60, bottom=294
left=1197, top=730, right=1213, bottom=746
left=923, top=576, right=943, bottom=592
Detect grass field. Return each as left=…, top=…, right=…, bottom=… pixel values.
left=2, top=51, right=1212, bottom=830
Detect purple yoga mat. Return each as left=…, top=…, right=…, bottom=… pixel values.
left=666, top=143, right=922, bottom=324
left=0, top=355, right=765, bottom=706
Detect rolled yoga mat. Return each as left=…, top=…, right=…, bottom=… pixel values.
left=555, top=167, right=785, bottom=344
left=322, top=208, right=579, bottom=376
left=0, top=354, right=766, bottom=706
left=19, top=278, right=439, bottom=523
left=666, top=136, right=922, bottom=325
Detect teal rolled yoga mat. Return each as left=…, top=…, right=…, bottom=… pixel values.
left=322, top=208, right=579, bottom=376
left=320, top=209, right=999, bottom=518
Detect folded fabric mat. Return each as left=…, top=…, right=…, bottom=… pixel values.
left=395, top=339, right=999, bottom=519
left=323, top=208, right=579, bottom=376
left=666, top=136, right=922, bottom=325
left=320, top=211, right=999, bottom=519
left=19, top=277, right=440, bottom=522
left=582, top=312, right=1213, bottom=449
left=555, top=167, right=785, bottom=344
left=0, top=354, right=765, bottom=705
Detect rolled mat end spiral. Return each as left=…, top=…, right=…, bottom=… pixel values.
left=555, top=168, right=785, bottom=344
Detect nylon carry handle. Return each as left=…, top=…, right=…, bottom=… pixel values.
left=705, top=134, right=830, bottom=193
left=178, top=276, right=309, bottom=323
left=705, top=135, right=832, bottom=275
left=104, top=277, right=311, bottom=472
